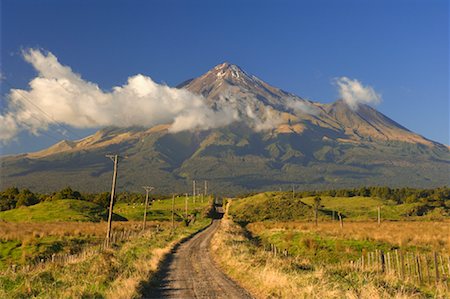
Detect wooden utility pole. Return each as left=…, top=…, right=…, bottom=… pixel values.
left=204, top=180, right=208, bottom=196
left=313, top=196, right=321, bottom=226
left=377, top=206, right=381, bottom=226
left=193, top=180, right=196, bottom=204
left=105, top=154, right=120, bottom=247
left=185, top=193, right=188, bottom=218
left=171, top=194, right=175, bottom=231
left=142, top=186, right=154, bottom=230
left=292, top=185, right=295, bottom=200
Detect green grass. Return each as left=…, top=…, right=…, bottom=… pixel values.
left=0, top=237, right=92, bottom=268
left=229, top=192, right=326, bottom=223
left=255, top=229, right=395, bottom=264
left=231, top=192, right=445, bottom=222
left=114, top=196, right=211, bottom=221
left=300, top=196, right=423, bottom=220
left=0, top=200, right=118, bottom=222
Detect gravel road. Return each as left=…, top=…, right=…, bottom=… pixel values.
left=142, top=219, right=252, bottom=299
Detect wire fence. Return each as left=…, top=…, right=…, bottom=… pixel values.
left=352, top=249, right=450, bottom=286
left=2, top=227, right=159, bottom=275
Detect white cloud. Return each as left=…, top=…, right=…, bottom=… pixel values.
left=1, top=49, right=322, bottom=143
left=245, top=105, right=283, bottom=132
left=0, top=113, right=19, bottom=142
left=1, top=49, right=240, bottom=142
left=285, top=98, right=320, bottom=115
left=335, top=77, right=382, bottom=110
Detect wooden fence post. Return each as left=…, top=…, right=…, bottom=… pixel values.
left=380, top=250, right=385, bottom=273
left=416, top=255, right=423, bottom=284
left=386, top=252, right=391, bottom=273
left=425, top=255, right=431, bottom=284
left=400, top=250, right=405, bottom=280
left=434, top=252, right=440, bottom=283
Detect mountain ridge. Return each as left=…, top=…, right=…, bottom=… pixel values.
left=1, top=63, right=448, bottom=193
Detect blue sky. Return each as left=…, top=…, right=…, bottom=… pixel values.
left=1, top=0, right=449, bottom=154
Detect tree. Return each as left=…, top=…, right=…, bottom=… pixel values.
left=93, top=192, right=111, bottom=208
left=53, top=186, right=82, bottom=200
left=16, top=189, right=38, bottom=207
left=0, top=187, right=19, bottom=211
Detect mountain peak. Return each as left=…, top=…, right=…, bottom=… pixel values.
left=209, top=62, right=250, bottom=81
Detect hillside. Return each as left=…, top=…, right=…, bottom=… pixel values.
left=229, top=192, right=449, bottom=222
left=1, top=63, right=449, bottom=194
left=228, top=192, right=326, bottom=223
left=0, top=199, right=125, bottom=222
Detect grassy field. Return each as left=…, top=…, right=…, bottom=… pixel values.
left=228, top=192, right=327, bottom=223
left=0, top=221, right=145, bottom=268
left=114, top=195, right=211, bottom=221
left=0, top=196, right=212, bottom=298
left=0, top=219, right=211, bottom=298
left=212, top=218, right=450, bottom=299
left=214, top=193, right=450, bottom=298
left=0, top=200, right=118, bottom=222
left=300, top=196, right=443, bottom=220
left=230, top=192, right=448, bottom=222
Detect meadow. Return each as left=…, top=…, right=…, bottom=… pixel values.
left=213, top=192, right=450, bottom=298
left=0, top=195, right=212, bottom=298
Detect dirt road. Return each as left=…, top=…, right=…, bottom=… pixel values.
left=142, top=219, right=252, bottom=299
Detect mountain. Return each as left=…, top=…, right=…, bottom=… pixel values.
left=1, top=63, right=449, bottom=194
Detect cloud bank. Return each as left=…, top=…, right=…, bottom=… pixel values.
left=0, top=49, right=242, bottom=142
left=0, top=49, right=322, bottom=143
left=335, top=77, right=382, bottom=110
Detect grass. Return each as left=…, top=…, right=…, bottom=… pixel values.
left=0, top=221, right=145, bottom=268
left=228, top=192, right=327, bottom=223
left=214, top=196, right=450, bottom=298
left=0, top=219, right=211, bottom=298
left=248, top=221, right=450, bottom=255
left=300, top=196, right=432, bottom=220
left=0, top=196, right=211, bottom=269
left=114, top=195, right=211, bottom=221
left=231, top=192, right=448, bottom=222
left=212, top=216, right=449, bottom=299
left=0, top=200, right=123, bottom=222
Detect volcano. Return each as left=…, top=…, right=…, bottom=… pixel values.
left=1, top=63, right=449, bottom=194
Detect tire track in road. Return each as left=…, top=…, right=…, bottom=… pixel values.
left=142, top=218, right=253, bottom=299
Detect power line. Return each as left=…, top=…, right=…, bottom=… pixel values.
left=2, top=79, right=85, bottom=140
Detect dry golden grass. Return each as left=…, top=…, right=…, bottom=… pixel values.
left=248, top=220, right=450, bottom=254
left=0, top=221, right=163, bottom=242
left=106, top=238, right=177, bottom=299
left=211, top=216, right=446, bottom=299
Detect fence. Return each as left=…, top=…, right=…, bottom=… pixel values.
left=5, top=228, right=151, bottom=274
left=352, top=249, right=450, bottom=285
left=262, top=242, right=449, bottom=288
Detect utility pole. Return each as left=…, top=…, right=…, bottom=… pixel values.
left=185, top=193, right=188, bottom=218
left=377, top=206, right=381, bottom=226
left=171, top=194, right=175, bottom=231
left=193, top=180, right=196, bottom=204
left=142, top=186, right=154, bottom=230
left=292, top=184, right=295, bottom=200
left=105, top=154, right=120, bottom=247
left=204, top=180, right=208, bottom=196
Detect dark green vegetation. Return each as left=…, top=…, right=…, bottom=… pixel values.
left=2, top=127, right=449, bottom=195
